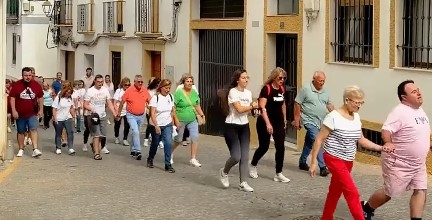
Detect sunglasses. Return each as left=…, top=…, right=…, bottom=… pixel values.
left=136, top=80, right=143, bottom=84
left=278, top=77, right=286, bottom=80
left=124, top=84, right=131, bottom=86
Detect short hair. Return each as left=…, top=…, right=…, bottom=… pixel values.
left=397, top=80, right=415, bottom=101
left=134, top=74, right=143, bottom=80
left=180, top=74, right=194, bottom=84
left=157, top=79, right=172, bottom=92
left=105, top=75, right=110, bottom=78
left=313, top=71, right=326, bottom=79
left=22, top=67, right=32, bottom=74
left=343, top=85, right=365, bottom=101
left=86, top=67, right=92, bottom=71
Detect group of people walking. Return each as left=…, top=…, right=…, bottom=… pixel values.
left=6, top=65, right=430, bottom=219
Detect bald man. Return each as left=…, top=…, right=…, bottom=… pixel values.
left=293, top=71, right=334, bottom=177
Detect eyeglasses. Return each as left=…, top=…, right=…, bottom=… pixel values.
left=95, top=80, right=104, bottom=83
left=136, top=81, right=143, bottom=84
left=278, top=77, right=286, bottom=80
left=347, top=98, right=364, bottom=106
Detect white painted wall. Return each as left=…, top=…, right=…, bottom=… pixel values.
left=302, top=0, right=432, bottom=125
left=246, top=0, right=265, bottom=97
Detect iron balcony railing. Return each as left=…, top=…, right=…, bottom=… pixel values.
left=7, top=0, right=19, bottom=24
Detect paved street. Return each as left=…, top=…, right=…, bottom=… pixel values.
left=1, top=122, right=432, bottom=220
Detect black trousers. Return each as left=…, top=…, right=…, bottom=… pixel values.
left=43, top=105, right=52, bottom=128
left=251, top=116, right=286, bottom=173
left=114, top=116, right=130, bottom=140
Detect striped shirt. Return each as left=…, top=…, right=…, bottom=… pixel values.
left=323, top=110, right=362, bottom=161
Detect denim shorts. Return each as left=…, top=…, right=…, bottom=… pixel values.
left=174, top=120, right=199, bottom=143
left=16, top=116, right=38, bottom=134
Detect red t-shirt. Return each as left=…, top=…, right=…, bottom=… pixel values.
left=9, top=80, right=43, bottom=118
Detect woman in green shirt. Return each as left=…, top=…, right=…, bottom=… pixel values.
left=172, top=74, right=205, bottom=167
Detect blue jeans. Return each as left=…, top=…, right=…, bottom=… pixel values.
left=76, top=115, right=82, bottom=131
left=299, top=123, right=326, bottom=168
left=148, top=123, right=173, bottom=166
left=126, top=112, right=145, bottom=153
left=55, top=119, right=74, bottom=149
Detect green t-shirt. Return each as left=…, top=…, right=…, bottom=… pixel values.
left=174, top=89, right=200, bottom=122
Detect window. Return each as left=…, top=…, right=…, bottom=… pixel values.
left=77, top=4, right=94, bottom=33
left=12, top=33, right=17, bottom=65
left=136, top=0, right=159, bottom=33
left=200, top=0, right=244, bottom=18
left=399, top=0, right=432, bottom=69
left=6, top=0, right=19, bottom=24
left=278, top=0, right=299, bottom=15
left=330, top=0, right=373, bottom=65
left=55, top=0, right=73, bottom=25
left=103, top=1, right=125, bottom=33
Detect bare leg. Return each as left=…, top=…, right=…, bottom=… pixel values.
left=410, top=189, right=427, bottom=218
left=191, top=141, right=198, bottom=159
left=366, top=189, right=391, bottom=209
left=93, top=137, right=101, bottom=155
left=29, top=130, right=38, bottom=149
left=17, top=133, right=25, bottom=150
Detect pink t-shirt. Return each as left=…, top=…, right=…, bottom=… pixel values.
left=382, top=103, right=430, bottom=167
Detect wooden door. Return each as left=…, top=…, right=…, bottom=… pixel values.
left=151, top=51, right=161, bottom=79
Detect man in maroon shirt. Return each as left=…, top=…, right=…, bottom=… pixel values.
left=9, top=67, right=44, bottom=158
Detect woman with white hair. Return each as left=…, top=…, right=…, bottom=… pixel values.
left=309, top=85, right=393, bottom=220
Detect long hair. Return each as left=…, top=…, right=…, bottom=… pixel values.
left=148, top=77, right=161, bottom=90
left=90, top=74, right=103, bottom=88
left=157, top=79, right=172, bottom=93
left=59, top=84, right=74, bottom=98
left=119, top=77, right=131, bottom=89
left=264, top=67, right=287, bottom=85
left=229, top=69, right=247, bottom=89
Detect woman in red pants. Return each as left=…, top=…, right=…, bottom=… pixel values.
left=309, top=85, right=393, bottom=220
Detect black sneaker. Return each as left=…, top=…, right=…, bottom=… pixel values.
left=62, top=143, right=67, bottom=148
left=136, top=152, right=142, bottom=160
left=320, top=167, right=330, bottom=177
left=147, top=159, right=154, bottom=168
left=130, top=151, right=136, bottom=157
left=165, top=165, right=175, bottom=173
left=361, top=201, right=375, bottom=220
left=299, top=163, right=309, bottom=171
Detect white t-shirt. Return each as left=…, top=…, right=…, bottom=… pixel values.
left=148, top=93, right=174, bottom=126
left=104, top=83, right=115, bottom=97
left=52, top=95, right=75, bottom=121
left=84, top=86, right=111, bottom=118
left=72, top=88, right=86, bottom=108
left=113, top=88, right=127, bottom=116
left=225, top=88, right=252, bottom=125
left=322, top=110, right=363, bottom=161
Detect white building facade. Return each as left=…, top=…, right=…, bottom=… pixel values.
left=6, top=0, right=58, bottom=79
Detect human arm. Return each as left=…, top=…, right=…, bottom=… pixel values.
left=229, top=89, right=257, bottom=113
left=10, top=97, right=18, bottom=119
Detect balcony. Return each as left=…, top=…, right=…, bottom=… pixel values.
left=135, top=0, right=161, bottom=37
left=7, top=0, right=19, bottom=24
left=53, top=0, right=73, bottom=26
left=77, top=3, right=94, bottom=34
left=103, top=1, right=125, bottom=35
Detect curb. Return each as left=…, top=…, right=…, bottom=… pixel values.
left=0, top=157, right=22, bottom=184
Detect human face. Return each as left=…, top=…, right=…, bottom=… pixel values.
left=94, top=78, right=104, bottom=89
left=105, top=76, right=111, bottom=83
left=64, top=90, right=73, bottom=98
left=275, top=73, right=286, bottom=86
left=22, top=71, right=32, bottom=82
left=56, top=73, right=62, bottom=80
left=402, top=83, right=423, bottom=108
left=312, top=73, right=326, bottom=91
left=184, top=77, right=193, bottom=90
left=346, top=97, right=364, bottom=113
left=86, top=69, right=92, bottom=76
left=43, top=84, right=49, bottom=90
left=6, top=81, right=11, bottom=89
left=123, top=82, right=131, bottom=91
left=134, top=78, right=144, bottom=89
left=237, top=72, right=249, bottom=88
left=160, top=83, right=171, bottom=96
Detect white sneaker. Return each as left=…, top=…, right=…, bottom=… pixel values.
left=182, top=141, right=188, bottom=146
left=32, top=149, right=42, bottom=157
left=143, top=139, right=149, bottom=147
left=239, top=181, right=254, bottom=192
left=123, top=140, right=130, bottom=146
left=68, top=149, right=76, bottom=155
left=7, top=126, right=11, bottom=133
left=158, top=141, right=164, bottom=149
left=115, top=138, right=120, bottom=144
left=56, top=149, right=61, bottom=155
left=107, top=119, right=112, bottom=125
left=249, top=166, right=258, bottom=179
left=170, top=155, right=174, bottom=165
left=219, top=168, right=229, bottom=188
left=82, top=144, right=88, bottom=152
left=274, top=173, right=291, bottom=183
left=16, top=149, right=24, bottom=157
left=190, top=158, right=202, bottom=167
left=101, top=147, right=110, bottom=154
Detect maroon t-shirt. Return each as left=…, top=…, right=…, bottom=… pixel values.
left=9, top=80, right=43, bottom=118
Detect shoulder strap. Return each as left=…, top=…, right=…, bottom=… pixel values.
left=169, top=94, right=173, bottom=102
left=181, top=89, right=198, bottom=115
left=266, top=84, right=271, bottom=96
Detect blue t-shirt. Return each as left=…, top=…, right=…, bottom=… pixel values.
left=52, top=80, right=62, bottom=94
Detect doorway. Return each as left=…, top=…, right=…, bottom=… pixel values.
left=111, top=51, right=122, bottom=90
left=151, top=51, right=162, bottom=79
left=65, top=51, right=75, bottom=81
left=276, top=34, right=298, bottom=144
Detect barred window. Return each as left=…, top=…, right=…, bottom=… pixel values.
left=331, top=0, right=373, bottom=65
left=77, top=4, right=94, bottom=33
left=399, top=0, right=432, bottom=69
left=103, top=1, right=124, bottom=33
left=58, top=0, right=73, bottom=25
left=200, top=0, right=244, bottom=18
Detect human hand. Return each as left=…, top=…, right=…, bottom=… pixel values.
left=309, top=162, right=317, bottom=177
left=266, top=123, right=273, bottom=134
left=291, top=119, right=300, bottom=129
left=155, top=126, right=161, bottom=134
left=382, top=142, right=395, bottom=153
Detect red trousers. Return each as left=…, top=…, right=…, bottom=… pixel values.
left=321, top=153, right=364, bottom=220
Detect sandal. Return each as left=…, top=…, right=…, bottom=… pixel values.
left=94, top=154, right=102, bottom=160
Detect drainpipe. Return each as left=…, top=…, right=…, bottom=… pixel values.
left=0, top=0, right=7, bottom=161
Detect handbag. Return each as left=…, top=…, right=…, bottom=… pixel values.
left=181, top=89, right=205, bottom=125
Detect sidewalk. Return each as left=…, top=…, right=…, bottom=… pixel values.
left=1, top=125, right=431, bottom=219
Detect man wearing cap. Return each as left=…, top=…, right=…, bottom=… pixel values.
left=83, top=74, right=117, bottom=160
